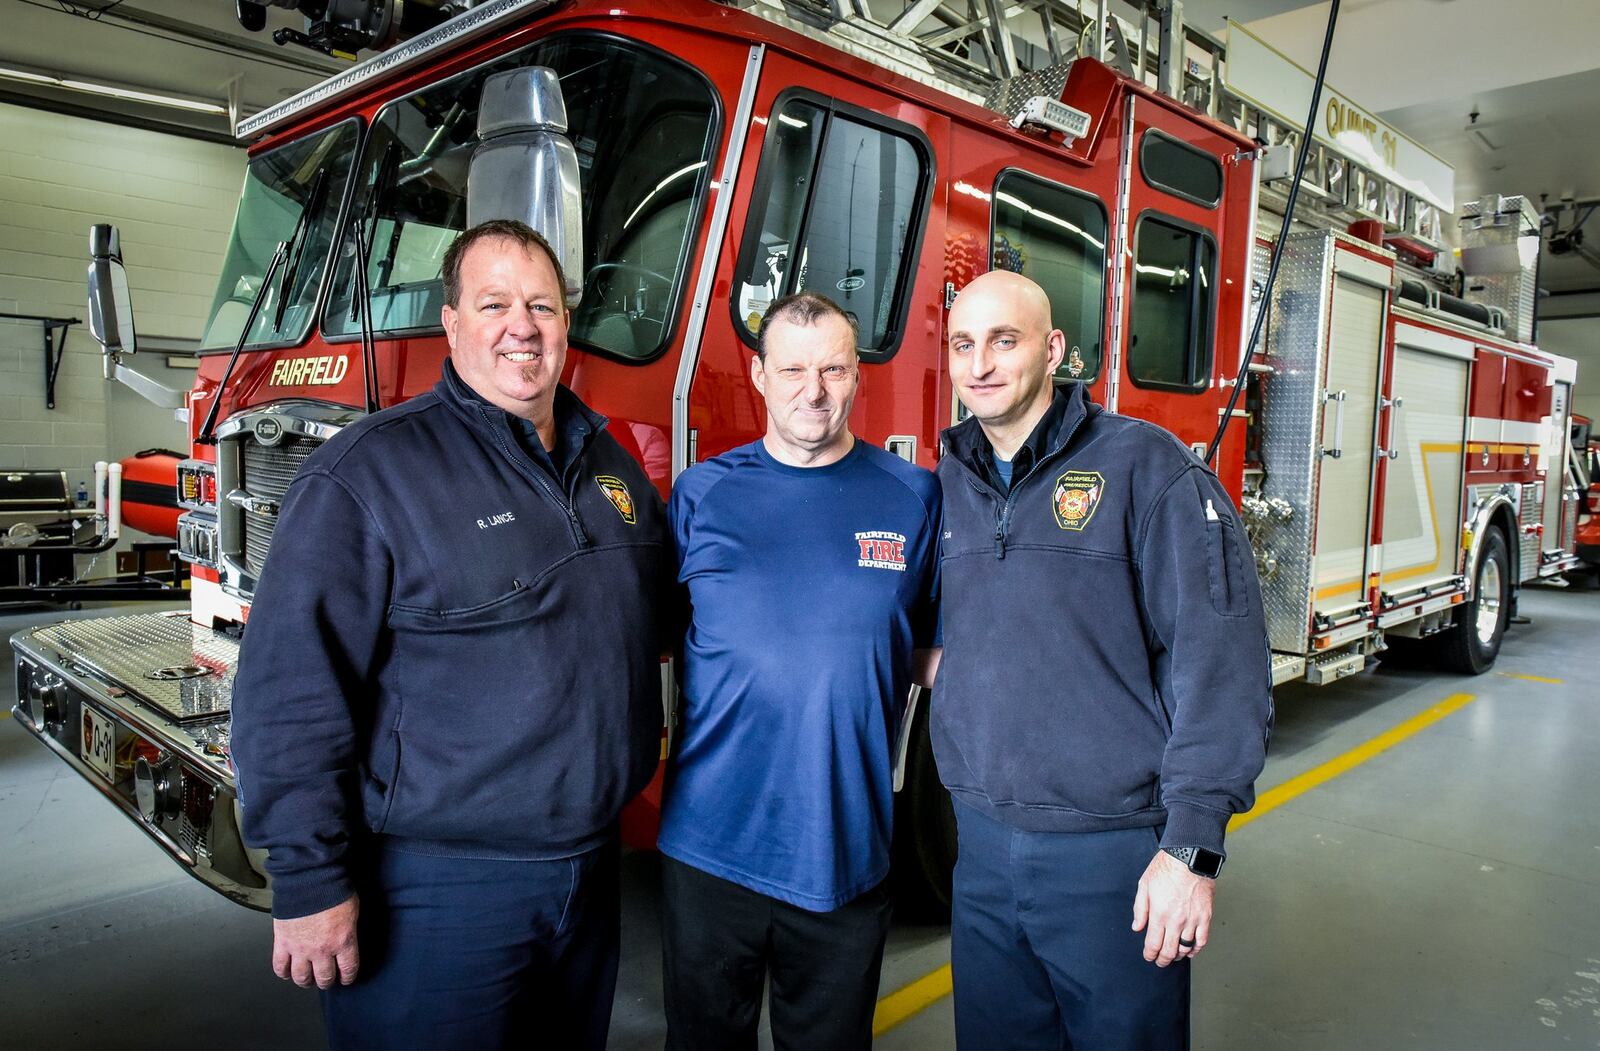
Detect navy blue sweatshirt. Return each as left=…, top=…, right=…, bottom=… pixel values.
left=933, top=384, right=1271, bottom=856
left=231, top=361, right=666, bottom=919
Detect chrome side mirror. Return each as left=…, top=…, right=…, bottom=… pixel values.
left=467, top=66, right=584, bottom=307
left=85, top=223, right=184, bottom=409
left=88, top=224, right=138, bottom=358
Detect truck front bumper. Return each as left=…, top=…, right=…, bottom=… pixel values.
left=10, top=612, right=269, bottom=910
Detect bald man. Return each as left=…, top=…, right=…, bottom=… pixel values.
left=930, top=271, right=1271, bottom=1050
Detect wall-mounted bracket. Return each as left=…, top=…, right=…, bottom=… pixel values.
left=1, top=312, right=81, bottom=410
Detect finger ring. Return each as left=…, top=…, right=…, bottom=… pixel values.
left=1178, top=937, right=1197, bottom=948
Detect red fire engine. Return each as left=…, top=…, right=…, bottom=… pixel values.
left=9, top=0, right=1585, bottom=913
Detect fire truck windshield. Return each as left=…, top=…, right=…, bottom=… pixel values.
left=323, top=34, right=717, bottom=362
left=200, top=120, right=360, bottom=352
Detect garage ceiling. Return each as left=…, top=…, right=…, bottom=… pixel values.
left=3, top=0, right=1596, bottom=295
left=0, top=0, right=336, bottom=142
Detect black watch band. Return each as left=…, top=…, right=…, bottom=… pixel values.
left=1161, top=845, right=1224, bottom=879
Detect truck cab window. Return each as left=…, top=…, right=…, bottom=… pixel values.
left=991, top=171, right=1107, bottom=382
left=733, top=95, right=929, bottom=357
left=324, top=35, right=717, bottom=362
left=201, top=120, right=359, bottom=351
left=1140, top=130, right=1222, bottom=208
left=1128, top=215, right=1215, bottom=391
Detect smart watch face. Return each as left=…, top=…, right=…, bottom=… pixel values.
left=1191, top=848, right=1224, bottom=879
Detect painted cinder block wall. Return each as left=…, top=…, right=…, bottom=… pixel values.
left=0, top=101, right=243, bottom=508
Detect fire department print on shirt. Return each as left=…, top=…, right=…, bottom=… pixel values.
left=595, top=475, right=636, bottom=525
left=856, top=530, right=908, bottom=571
left=1052, top=470, right=1104, bottom=531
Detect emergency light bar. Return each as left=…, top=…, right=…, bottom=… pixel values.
left=1010, top=96, right=1092, bottom=145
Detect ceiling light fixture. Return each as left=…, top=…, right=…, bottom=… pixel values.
left=0, top=66, right=227, bottom=115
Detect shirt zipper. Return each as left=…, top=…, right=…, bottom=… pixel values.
left=481, top=408, right=590, bottom=549
left=973, top=413, right=1092, bottom=560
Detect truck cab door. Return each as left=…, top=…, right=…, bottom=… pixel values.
left=684, top=51, right=949, bottom=471
left=940, top=120, right=1119, bottom=421
left=1109, top=94, right=1254, bottom=497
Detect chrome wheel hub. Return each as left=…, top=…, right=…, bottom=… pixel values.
left=1476, top=558, right=1503, bottom=646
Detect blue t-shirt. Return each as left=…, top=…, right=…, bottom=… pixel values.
left=992, top=450, right=1015, bottom=491
left=660, top=439, right=941, bottom=911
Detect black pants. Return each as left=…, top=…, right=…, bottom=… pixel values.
left=321, top=839, right=620, bottom=1051
left=659, top=855, right=894, bottom=1051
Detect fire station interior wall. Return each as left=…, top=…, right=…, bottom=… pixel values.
left=0, top=102, right=244, bottom=542
left=1537, top=316, right=1600, bottom=423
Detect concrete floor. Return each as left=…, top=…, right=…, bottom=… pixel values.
left=2, top=586, right=1598, bottom=1049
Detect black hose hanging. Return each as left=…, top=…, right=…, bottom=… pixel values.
left=1205, top=0, right=1342, bottom=466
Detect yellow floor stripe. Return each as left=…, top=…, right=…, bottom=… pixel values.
left=873, top=964, right=953, bottom=1036
left=1229, top=692, right=1476, bottom=832
left=1497, top=672, right=1563, bottom=684
left=872, top=691, right=1479, bottom=1035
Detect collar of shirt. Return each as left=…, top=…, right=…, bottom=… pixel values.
left=507, top=390, right=593, bottom=483
left=446, top=364, right=594, bottom=483
left=975, top=385, right=1071, bottom=494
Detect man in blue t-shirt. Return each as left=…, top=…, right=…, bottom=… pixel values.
left=659, top=292, right=940, bottom=1050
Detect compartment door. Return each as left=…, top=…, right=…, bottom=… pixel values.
left=1311, top=273, right=1385, bottom=623
left=1542, top=381, right=1573, bottom=552
left=1378, top=344, right=1468, bottom=599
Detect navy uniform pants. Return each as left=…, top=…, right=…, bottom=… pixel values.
left=950, top=800, right=1189, bottom=1051
left=320, top=838, right=620, bottom=1051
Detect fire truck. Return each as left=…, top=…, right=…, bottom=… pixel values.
left=9, top=0, right=1586, bottom=913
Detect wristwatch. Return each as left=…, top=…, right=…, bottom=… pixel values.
left=1162, top=845, right=1224, bottom=879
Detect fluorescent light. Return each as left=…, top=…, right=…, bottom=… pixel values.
left=0, top=66, right=226, bottom=115
left=778, top=113, right=809, bottom=129
left=0, top=68, right=54, bottom=86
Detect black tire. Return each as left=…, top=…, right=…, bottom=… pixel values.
left=1435, top=528, right=1512, bottom=675
left=891, top=688, right=957, bottom=923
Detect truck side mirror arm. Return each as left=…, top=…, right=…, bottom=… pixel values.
left=86, top=223, right=186, bottom=411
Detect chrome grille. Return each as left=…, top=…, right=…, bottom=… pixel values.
left=239, top=436, right=320, bottom=577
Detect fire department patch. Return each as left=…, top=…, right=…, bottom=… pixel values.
left=595, top=475, right=636, bottom=525
left=1051, top=469, right=1104, bottom=531
left=855, top=530, right=908, bottom=572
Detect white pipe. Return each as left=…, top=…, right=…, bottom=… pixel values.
left=94, top=461, right=108, bottom=519
left=107, top=462, right=123, bottom=541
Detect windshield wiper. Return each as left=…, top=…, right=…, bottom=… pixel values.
left=197, top=240, right=290, bottom=445
left=350, top=220, right=380, bottom=414
left=341, top=143, right=394, bottom=415
left=350, top=143, right=398, bottom=322
left=271, top=167, right=330, bottom=332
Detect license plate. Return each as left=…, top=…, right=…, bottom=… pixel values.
left=81, top=706, right=116, bottom=783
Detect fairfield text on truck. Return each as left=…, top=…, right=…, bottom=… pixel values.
left=10, top=0, right=1586, bottom=914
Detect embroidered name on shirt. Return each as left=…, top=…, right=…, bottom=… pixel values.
left=477, top=511, right=516, bottom=529
left=856, top=530, right=907, bottom=571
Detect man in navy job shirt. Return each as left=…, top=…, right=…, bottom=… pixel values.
left=659, top=292, right=940, bottom=1050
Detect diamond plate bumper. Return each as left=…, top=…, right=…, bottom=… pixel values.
left=10, top=611, right=269, bottom=909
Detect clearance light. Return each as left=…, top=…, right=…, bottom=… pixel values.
left=0, top=66, right=227, bottom=115
left=177, top=460, right=218, bottom=509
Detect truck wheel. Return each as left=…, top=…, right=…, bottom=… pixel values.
left=891, top=689, right=957, bottom=923
left=1436, top=528, right=1511, bottom=675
